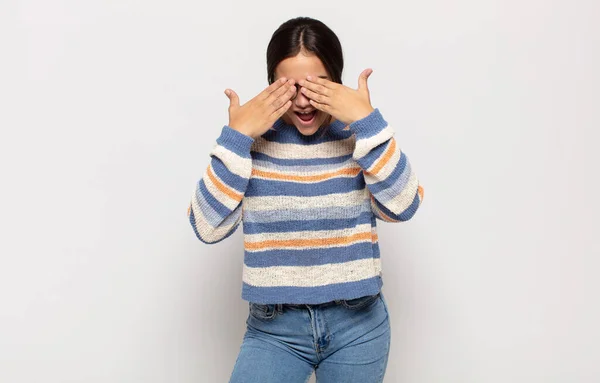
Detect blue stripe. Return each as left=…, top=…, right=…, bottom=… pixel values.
left=243, top=211, right=373, bottom=234
left=367, top=151, right=408, bottom=195
left=244, top=241, right=378, bottom=267
left=349, top=108, right=387, bottom=139
left=251, top=151, right=353, bottom=166
left=241, top=275, right=383, bottom=304
left=372, top=159, right=412, bottom=205
left=217, top=126, right=254, bottom=158
left=377, top=157, right=412, bottom=204
left=262, top=120, right=352, bottom=144
left=253, top=157, right=355, bottom=173
left=210, top=158, right=248, bottom=193
left=245, top=172, right=366, bottom=197
left=197, top=179, right=232, bottom=220
left=222, top=203, right=243, bottom=227
left=193, top=185, right=222, bottom=227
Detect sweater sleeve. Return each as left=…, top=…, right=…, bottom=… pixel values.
left=350, top=108, right=424, bottom=222
left=187, top=125, right=254, bottom=243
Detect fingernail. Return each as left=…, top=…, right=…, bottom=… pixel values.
left=306, top=75, right=312, bottom=80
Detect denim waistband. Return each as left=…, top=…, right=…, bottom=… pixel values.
left=282, top=292, right=380, bottom=308
left=284, top=300, right=339, bottom=308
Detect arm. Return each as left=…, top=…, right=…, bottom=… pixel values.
left=350, top=108, right=424, bottom=222
left=187, top=125, right=254, bottom=243
left=188, top=77, right=297, bottom=243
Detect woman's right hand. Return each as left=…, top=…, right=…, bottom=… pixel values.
left=224, top=78, right=296, bottom=139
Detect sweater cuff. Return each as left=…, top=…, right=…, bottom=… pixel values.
left=348, top=108, right=387, bottom=138
left=216, top=125, right=255, bottom=157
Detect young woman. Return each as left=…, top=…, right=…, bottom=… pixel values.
left=188, top=16, right=424, bottom=383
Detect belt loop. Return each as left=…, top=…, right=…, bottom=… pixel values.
left=276, top=303, right=283, bottom=314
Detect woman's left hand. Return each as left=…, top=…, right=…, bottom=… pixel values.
left=298, top=68, right=375, bottom=125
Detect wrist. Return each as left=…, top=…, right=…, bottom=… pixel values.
left=349, top=106, right=375, bottom=125
left=229, top=124, right=256, bottom=139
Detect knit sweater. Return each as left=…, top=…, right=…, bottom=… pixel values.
left=187, top=108, right=424, bottom=304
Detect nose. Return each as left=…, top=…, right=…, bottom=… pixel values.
left=292, top=85, right=311, bottom=108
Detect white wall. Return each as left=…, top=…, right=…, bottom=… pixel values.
left=1, top=0, right=598, bottom=382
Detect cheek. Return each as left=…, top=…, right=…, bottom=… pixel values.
left=317, top=110, right=329, bottom=121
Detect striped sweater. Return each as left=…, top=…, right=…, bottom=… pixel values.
left=187, top=108, right=424, bottom=304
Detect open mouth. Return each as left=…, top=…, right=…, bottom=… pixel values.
left=294, top=110, right=317, bottom=126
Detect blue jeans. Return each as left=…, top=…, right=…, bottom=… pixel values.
left=229, top=291, right=391, bottom=383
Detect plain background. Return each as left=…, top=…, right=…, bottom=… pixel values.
left=1, top=0, right=599, bottom=382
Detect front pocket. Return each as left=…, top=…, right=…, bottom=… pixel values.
left=249, top=302, right=278, bottom=321
left=339, top=292, right=380, bottom=310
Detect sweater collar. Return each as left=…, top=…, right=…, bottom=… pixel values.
left=271, top=117, right=347, bottom=142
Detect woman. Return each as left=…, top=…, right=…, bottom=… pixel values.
left=188, top=16, right=424, bottom=383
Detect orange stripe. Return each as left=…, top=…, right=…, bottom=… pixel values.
left=418, top=185, right=424, bottom=201
left=366, top=138, right=396, bottom=176
left=252, top=166, right=362, bottom=182
left=244, top=232, right=373, bottom=250
left=187, top=204, right=191, bottom=216
left=206, top=165, right=244, bottom=202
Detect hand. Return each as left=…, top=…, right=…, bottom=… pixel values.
left=225, top=78, right=297, bottom=139
left=298, top=69, right=375, bottom=125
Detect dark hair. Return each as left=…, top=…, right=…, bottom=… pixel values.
left=266, top=17, right=344, bottom=85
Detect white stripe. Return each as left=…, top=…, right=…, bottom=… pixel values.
left=364, top=138, right=401, bottom=181
left=353, top=124, right=394, bottom=160
left=210, top=145, right=252, bottom=179
left=243, top=188, right=368, bottom=212
left=253, top=135, right=355, bottom=159
left=387, top=172, right=419, bottom=214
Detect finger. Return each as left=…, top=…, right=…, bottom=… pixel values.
left=305, top=75, right=337, bottom=89
left=266, top=81, right=296, bottom=110
left=358, top=68, right=373, bottom=92
left=270, top=100, right=292, bottom=121
left=298, top=78, right=330, bottom=96
left=224, top=89, right=240, bottom=108
left=300, top=86, right=330, bottom=105
left=308, top=99, right=332, bottom=114
left=258, top=77, right=288, bottom=101
left=266, top=79, right=295, bottom=104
